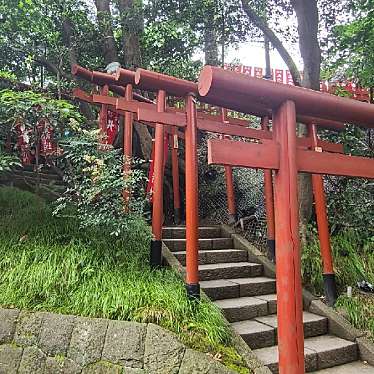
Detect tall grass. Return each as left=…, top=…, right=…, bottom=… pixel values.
left=302, top=229, right=374, bottom=295
left=0, top=187, right=249, bottom=371
left=302, top=227, right=374, bottom=339
left=335, top=294, right=374, bottom=340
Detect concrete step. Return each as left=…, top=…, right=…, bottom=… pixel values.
left=174, top=249, right=248, bottom=265
left=232, top=312, right=328, bottom=350
left=214, top=296, right=273, bottom=322
left=310, top=361, right=374, bottom=373
left=163, top=238, right=233, bottom=251
left=254, top=335, right=358, bottom=373
left=198, top=262, right=263, bottom=281
left=163, top=226, right=222, bottom=239
left=200, top=276, right=276, bottom=300
left=255, top=294, right=277, bottom=314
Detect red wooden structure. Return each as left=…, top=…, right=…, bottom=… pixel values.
left=72, top=62, right=374, bottom=374
left=199, top=65, right=374, bottom=374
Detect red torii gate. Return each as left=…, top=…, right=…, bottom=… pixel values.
left=199, top=65, right=374, bottom=374
left=118, top=67, right=347, bottom=304
left=72, top=65, right=185, bottom=222
left=71, top=64, right=370, bottom=373
left=73, top=64, right=348, bottom=306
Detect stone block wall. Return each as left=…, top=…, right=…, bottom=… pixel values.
left=0, top=308, right=235, bottom=373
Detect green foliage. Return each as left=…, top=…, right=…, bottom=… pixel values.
left=336, top=294, right=374, bottom=340
left=145, top=0, right=252, bottom=49
left=55, top=130, right=148, bottom=236
left=326, top=0, right=374, bottom=86
left=320, top=125, right=374, bottom=239
left=302, top=230, right=374, bottom=339
left=0, top=151, right=21, bottom=172
left=0, top=187, right=250, bottom=372
left=0, top=88, right=84, bottom=170
left=0, top=89, right=82, bottom=130
left=0, top=0, right=101, bottom=84
left=0, top=70, right=17, bottom=82
left=302, top=229, right=374, bottom=296
left=142, top=21, right=201, bottom=80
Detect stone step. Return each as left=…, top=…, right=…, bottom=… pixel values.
left=174, top=249, right=248, bottom=265
left=214, top=294, right=277, bottom=322
left=8, top=174, right=65, bottom=186
left=310, top=361, right=374, bottom=373
left=198, top=262, right=263, bottom=281
left=200, top=277, right=276, bottom=300
left=163, top=238, right=233, bottom=251
left=232, top=312, right=328, bottom=350
left=254, top=335, right=358, bottom=373
left=11, top=170, right=63, bottom=180
left=162, top=226, right=222, bottom=239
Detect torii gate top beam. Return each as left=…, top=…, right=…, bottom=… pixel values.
left=198, top=65, right=374, bottom=129
left=134, top=68, right=198, bottom=97
left=132, top=68, right=344, bottom=131
left=71, top=64, right=153, bottom=104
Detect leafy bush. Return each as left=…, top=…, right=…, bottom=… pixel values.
left=55, top=129, right=149, bottom=236
left=0, top=88, right=82, bottom=132
left=0, top=151, right=21, bottom=172
left=0, top=88, right=83, bottom=169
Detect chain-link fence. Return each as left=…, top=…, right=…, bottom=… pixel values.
left=197, top=133, right=268, bottom=249
left=195, top=121, right=374, bottom=251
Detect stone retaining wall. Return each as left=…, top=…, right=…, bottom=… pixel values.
left=0, top=308, right=235, bottom=373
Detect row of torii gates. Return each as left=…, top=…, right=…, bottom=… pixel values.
left=72, top=63, right=374, bottom=374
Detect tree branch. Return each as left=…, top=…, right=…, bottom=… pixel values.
left=34, top=55, right=73, bottom=81
left=240, top=0, right=302, bottom=86
left=8, top=44, right=73, bottom=81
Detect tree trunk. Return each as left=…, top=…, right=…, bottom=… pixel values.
left=118, top=0, right=152, bottom=159
left=62, top=16, right=95, bottom=121
left=291, top=0, right=321, bottom=90
left=292, top=0, right=322, bottom=239
left=118, top=0, right=143, bottom=69
left=94, top=0, right=119, bottom=65
left=204, top=2, right=219, bottom=66
left=62, top=18, right=78, bottom=65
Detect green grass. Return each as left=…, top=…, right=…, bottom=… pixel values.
left=302, top=229, right=374, bottom=295
left=302, top=228, right=374, bottom=340
left=0, top=187, right=249, bottom=372
left=336, top=294, right=374, bottom=340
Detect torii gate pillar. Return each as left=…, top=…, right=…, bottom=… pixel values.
left=185, top=93, right=200, bottom=299
left=273, top=100, right=305, bottom=374
left=123, top=83, right=134, bottom=206
left=150, top=90, right=166, bottom=268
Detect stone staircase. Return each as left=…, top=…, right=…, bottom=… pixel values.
left=163, top=226, right=373, bottom=373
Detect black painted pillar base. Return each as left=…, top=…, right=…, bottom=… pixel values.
left=174, top=208, right=182, bottom=225
left=323, top=273, right=338, bottom=307
left=186, top=283, right=200, bottom=300
left=150, top=239, right=162, bottom=268
left=228, top=214, right=237, bottom=225
left=267, top=239, right=276, bottom=263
